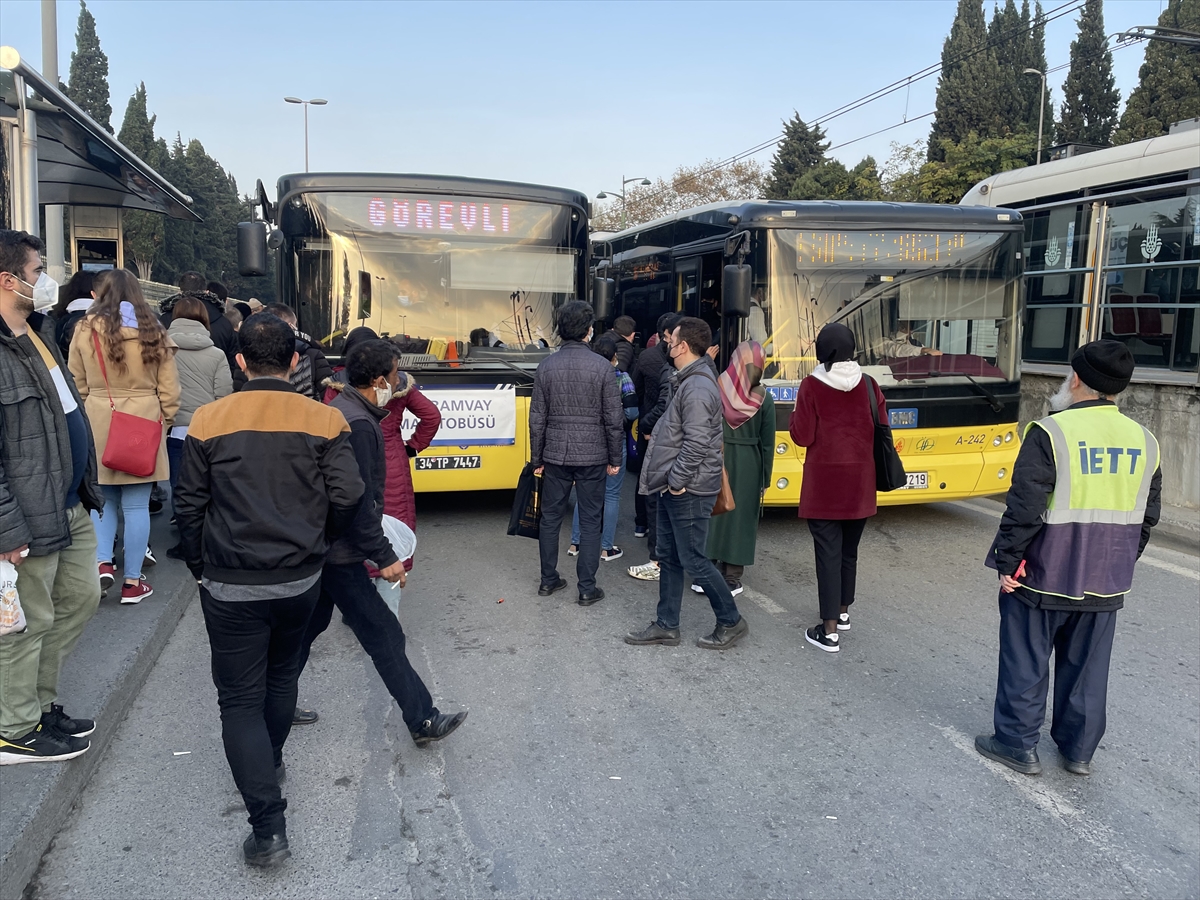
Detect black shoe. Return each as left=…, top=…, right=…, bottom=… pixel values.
left=41, top=703, right=95, bottom=738
left=0, top=723, right=90, bottom=765
left=578, top=588, right=605, bottom=606
left=292, top=708, right=318, bottom=726
left=276, top=761, right=287, bottom=784
left=697, top=617, right=749, bottom=650
left=1062, top=756, right=1091, bottom=776
left=624, top=621, right=681, bottom=646
left=243, top=831, right=290, bottom=867
left=538, top=577, right=568, bottom=597
left=411, top=711, right=468, bottom=747
left=837, top=612, right=851, bottom=632
left=149, top=497, right=164, bottom=515
left=975, top=734, right=1042, bottom=775
left=805, top=624, right=840, bottom=653
left=142, top=545, right=157, bottom=567
left=166, top=543, right=186, bottom=561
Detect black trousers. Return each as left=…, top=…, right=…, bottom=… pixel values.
left=993, top=591, right=1117, bottom=761
left=807, top=518, right=867, bottom=621
left=199, top=581, right=320, bottom=837
left=298, top=562, right=434, bottom=731
left=539, top=463, right=606, bottom=593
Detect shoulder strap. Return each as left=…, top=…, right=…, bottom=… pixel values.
left=91, top=328, right=117, bottom=411
left=864, top=375, right=879, bottom=426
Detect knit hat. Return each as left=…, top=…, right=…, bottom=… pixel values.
left=815, top=322, right=856, bottom=371
left=1071, top=340, right=1134, bottom=395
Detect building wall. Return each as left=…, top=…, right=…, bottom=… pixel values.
left=1020, top=374, right=1200, bottom=511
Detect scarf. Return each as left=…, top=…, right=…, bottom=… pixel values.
left=718, top=341, right=765, bottom=429
left=810, top=360, right=862, bottom=392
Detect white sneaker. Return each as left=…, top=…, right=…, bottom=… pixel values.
left=690, top=582, right=704, bottom=593
left=627, top=562, right=659, bottom=581
left=567, top=545, right=579, bottom=557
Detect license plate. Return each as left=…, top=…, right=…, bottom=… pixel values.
left=903, top=471, right=928, bottom=490
left=415, top=455, right=481, bottom=471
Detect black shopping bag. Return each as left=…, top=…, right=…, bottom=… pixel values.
left=507, top=463, right=542, bottom=539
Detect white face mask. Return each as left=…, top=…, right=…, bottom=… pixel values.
left=374, top=385, right=394, bottom=407
left=12, top=272, right=60, bottom=312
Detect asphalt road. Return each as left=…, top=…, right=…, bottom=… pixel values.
left=28, top=486, right=1200, bottom=899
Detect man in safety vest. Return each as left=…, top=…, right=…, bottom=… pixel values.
left=977, top=340, right=1161, bottom=777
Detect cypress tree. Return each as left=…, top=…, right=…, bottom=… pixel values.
left=66, top=0, right=112, bottom=132
left=118, top=84, right=164, bottom=280
left=1057, top=0, right=1120, bottom=146
left=1019, top=1, right=1054, bottom=143
left=766, top=114, right=830, bottom=198
left=1113, top=0, right=1200, bottom=144
left=989, top=0, right=1026, bottom=136
left=928, top=0, right=1001, bottom=161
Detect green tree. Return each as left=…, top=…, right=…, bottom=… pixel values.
left=881, top=140, right=927, bottom=201
left=159, top=135, right=195, bottom=281
left=787, top=157, right=884, bottom=201
left=1057, top=0, right=1120, bottom=146
left=989, top=0, right=1026, bottom=138
left=1020, top=1, right=1055, bottom=143
left=765, top=114, right=829, bottom=198
left=919, top=131, right=1034, bottom=203
left=1113, top=0, right=1200, bottom=144
left=928, top=0, right=1001, bottom=161
left=594, top=158, right=767, bottom=231
left=66, top=0, right=112, bottom=132
left=117, top=83, right=164, bottom=280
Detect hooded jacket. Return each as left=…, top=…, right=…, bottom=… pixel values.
left=160, top=290, right=238, bottom=378
left=289, top=331, right=334, bottom=400
left=167, top=317, right=233, bottom=427
left=640, top=357, right=725, bottom=496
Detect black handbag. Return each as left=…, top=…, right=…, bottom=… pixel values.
left=507, top=463, right=543, bottom=539
left=865, top=376, right=907, bottom=492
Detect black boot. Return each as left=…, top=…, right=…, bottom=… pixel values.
left=243, top=831, right=290, bottom=867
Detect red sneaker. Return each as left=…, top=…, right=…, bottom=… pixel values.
left=120, top=578, right=153, bottom=605
left=98, top=562, right=115, bottom=594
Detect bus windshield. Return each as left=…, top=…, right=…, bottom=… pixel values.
left=761, top=229, right=1022, bottom=387
left=281, top=191, right=582, bottom=354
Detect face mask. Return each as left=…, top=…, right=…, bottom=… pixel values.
left=374, top=385, right=394, bottom=407
left=11, top=272, right=59, bottom=312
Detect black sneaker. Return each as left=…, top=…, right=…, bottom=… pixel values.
left=633, top=526, right=648, bottom=538
left=624, top=621, right=681, bottom=646
left=411, top=711, right=468, bottom=747
left=148, top=497, right=164, bottom=516
left=805, top=624, right=840, bottom=653
left=0, top=723, right=90, bottom=765
left=292, top=708, right=318, bottom=726
left=41, top=703, right=95, bottom=738
left=837, top=612, right=851, bottom=632
left=143, top=546, right=157, bottom=567
left=166, top=543, right=186, bottom=561
left=243, top=831, right=290, bottom=867
left=600, top=546, right=624, bottom=562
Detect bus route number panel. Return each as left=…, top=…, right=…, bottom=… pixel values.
left=415, top=456, right=482, bottom=471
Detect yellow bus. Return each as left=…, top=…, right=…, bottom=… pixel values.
left=593, top=201, right=1025, bottom=506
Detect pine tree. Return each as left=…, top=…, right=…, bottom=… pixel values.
left=989, top=0, right=1025, bottom=136
left=1056, top=0, right=1120, bottom=146
left=66, top=0, right=112, bottom=132
left=118, top=84, right=164, bottom=280
left=1019, top=1, right=1054, bottom=144
left=1113, top=0, right=1200, bottom=144
left=160, top=135, right=195, bottom=281
left=928, top=0, right=1001, bottom=161
left=766, top=114, right=830, bottom=198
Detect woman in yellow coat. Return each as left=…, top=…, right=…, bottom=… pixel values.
left=69, top=269, right=179, bottom=604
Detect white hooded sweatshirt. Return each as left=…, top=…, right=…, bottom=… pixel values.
left=809, top=360, right=863, bottom=392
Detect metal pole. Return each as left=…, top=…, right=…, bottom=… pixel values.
left=19, top=109, right=39, bottom=237
left=303, top=103, right=310, bottom=172
left=42, top=0, right=65, bottom=276
left=1036, top=72, right=1046, bottom=165
left=620, top=175, right=626, bottom=230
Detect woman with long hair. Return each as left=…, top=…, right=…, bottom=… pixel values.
left=50, top=270, right=95, bottom=358
left=69, top=269, right=180, bottom=604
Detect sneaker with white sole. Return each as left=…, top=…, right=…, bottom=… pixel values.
left=98, top=562, right=115, bottom=594
left=692, top=581, right=745, bottom=597
left=567, top=545, right=579, bottom=557
left=627, top=562, right=659, bottom=581
left=837, top=612, right=851, bottom=632
left=0, top=724, right=90, bottom=765
left=120, top=577, right=153, bottom=604
left=600, top=546, right=624, bottom=562
left=633, top=526, right=648, bottom=538
left=143, top=546, right=157, bottom=567
left=690, top=582, right=704, bottom=593
left=805, top=624, right=840, bottom=653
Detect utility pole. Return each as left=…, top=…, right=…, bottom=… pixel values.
left=1023, top=67, right=1047, bottom=164
left=42, top=0, right=66, bottom=280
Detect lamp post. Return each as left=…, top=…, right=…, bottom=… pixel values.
left=1022, top=68, right=1046, bottom=164
left=597, top=175, right=652, bottom=230
left=284, top=97, right=328, bottom=172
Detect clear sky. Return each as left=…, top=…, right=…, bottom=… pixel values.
left=0, top=0, right=1167, bottom=203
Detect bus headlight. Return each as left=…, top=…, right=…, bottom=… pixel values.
left=993, top=435, right=1003, bottom=447
left=776, top=478, right=789, bottom=490
left=997, top=468, right=1007, bottom=479
left=1004, top=431, right=1014, bottom=443
left=776, top=443, right=789, bottom=455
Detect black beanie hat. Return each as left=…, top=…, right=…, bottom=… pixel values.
left=1071, top=340, right=1134, bottom=395
left=815, top=322, right=856, bottom=371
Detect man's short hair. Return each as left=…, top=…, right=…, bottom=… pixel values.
left=658, top=312, right=683, bottom=339
left=556, top=300, right=594, bottom=342
left=594, top=335, right=618, bottom=362
left=469, top=327, right=489, bottom=347
left=206, top=280, right=228, bottom=301
left=675, top=317, right=712, bottom=357
left=0, top=230, right=44, bottom=280
left=345, top=339, right=398, bottom=388
left=612, top=315, right=636, bottom=338
left=238, top=313, right=295, bottom=375
left=178, top=271, right=207, bottom=293
left=264, top=303, right=298, bottom=326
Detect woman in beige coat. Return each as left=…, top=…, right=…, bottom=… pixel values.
left=69, top=269, right=180, bottom=604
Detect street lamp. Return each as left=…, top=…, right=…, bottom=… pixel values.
left=1022, top=68, right=1046, bottom=165
left=597, top=175, right=652, bottom=230
left=284, top=97, right=328, bottom=172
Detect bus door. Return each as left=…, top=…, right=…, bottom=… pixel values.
left=674, top=257, right=700, bottom=316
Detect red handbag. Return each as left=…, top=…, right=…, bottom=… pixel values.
left=92, top=331, right=162, bottom=477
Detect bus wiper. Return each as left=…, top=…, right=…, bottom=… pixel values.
left=492, top=357, right=536, bottom=384
left=920, top=371, right=1005, bottom=412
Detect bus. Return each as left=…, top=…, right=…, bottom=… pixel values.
left=239, top=173, right=591, bottom=492
left=592, top=200, right=1026, bottom=507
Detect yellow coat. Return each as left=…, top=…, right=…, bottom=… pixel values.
left=69, top=317, right=181, bottom=485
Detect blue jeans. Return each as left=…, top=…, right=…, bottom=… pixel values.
left=571, top=449, right=626, bottom=550
left=655, top=491, right=741, bottom=630
left=92, top=482, right=154, bottom=581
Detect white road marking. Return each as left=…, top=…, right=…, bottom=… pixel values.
left=1139, top=554, right=1200, bottom=581
left=740, top=587, right=786, bottom=616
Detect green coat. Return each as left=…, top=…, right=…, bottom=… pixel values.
left=706, top=391, right=775, bottom=566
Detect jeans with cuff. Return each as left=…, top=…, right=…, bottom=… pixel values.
left=655, top=490, right=741, bottom=630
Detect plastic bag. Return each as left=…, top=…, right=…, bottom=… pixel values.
left=0, top=560, right=26, bottom=636
left=380, top=515, right=416, bottom=564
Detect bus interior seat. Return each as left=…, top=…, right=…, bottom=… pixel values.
left=1106, top=293, right=1136, bottom=336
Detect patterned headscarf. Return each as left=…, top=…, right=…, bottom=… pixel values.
left=719, top=341, right=766, bottom=429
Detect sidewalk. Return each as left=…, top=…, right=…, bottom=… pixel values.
left=0, top=518, right=195, bottom=900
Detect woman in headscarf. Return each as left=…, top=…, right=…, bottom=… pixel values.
left=692, top=341, right=775, bottom=597
left=789, top=323, right=886, bottom=654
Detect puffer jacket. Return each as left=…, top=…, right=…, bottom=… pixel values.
left=0, top=311, right=102, bottom=556
left=167, top=318, right=233, bottom=427
left=640, top=357, right=724, bottom=496
left=529, top=341, right=623, bottom=468
left=160, top=290, right=238, bottom=380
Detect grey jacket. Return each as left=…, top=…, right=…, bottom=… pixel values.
left=529, top=341, right=623, bottom=468
left=641, top=358, right=724, bottom=496
left=168, top=318, right=234, bottom=427
left=0, top=311, right=101, bottom=556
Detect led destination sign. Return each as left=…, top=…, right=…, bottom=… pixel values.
left=795, top=231, right=979, bottom=265
left=339, top=193, right=563, bottom=241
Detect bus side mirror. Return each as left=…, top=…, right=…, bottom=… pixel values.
left=357, top=271, right=373, bottom=320
left=723, top=265, right=751, bottom=318
left=592, top=276, right=614, bottom=321
left=237, top=222, right=269, bottom=276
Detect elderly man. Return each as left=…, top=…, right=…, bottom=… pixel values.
left=977, top=340, right=1161, bottom=777
left=529, top=301, right=624, bottom=605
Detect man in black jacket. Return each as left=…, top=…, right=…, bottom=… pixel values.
left=529, top=301, right=624, bottom=605
left=175, top=313, right=366, bottom=866
left=297, top=340, right=467, bottom=747
left=600, top=314, right=637, bottom=373
left=264, top=303, right=333, bottom=400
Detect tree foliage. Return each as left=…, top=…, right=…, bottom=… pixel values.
left=1113, top=0, right=1200, bottom=144
left=927, top=0, right=1001, bottom=161
left=761, top=114, right=883, bottom=203
left=593, top=159, right=767, bottom=231
left=765, top=114, right=831, bottom=198
left=66, top=0, right=112, bottom=132
left=117, top=83, right=164, bottom=280
left=1057, top=0, right=1120, bottom=146
left=918, top=131, right=1034, bottom=203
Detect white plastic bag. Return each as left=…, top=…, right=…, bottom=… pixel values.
left=0, top=560, right=26, bottom=636
left=380, top=515, right=417, bottom=564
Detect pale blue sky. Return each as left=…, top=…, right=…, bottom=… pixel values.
left=0, top=0, right=1166, bottom=203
